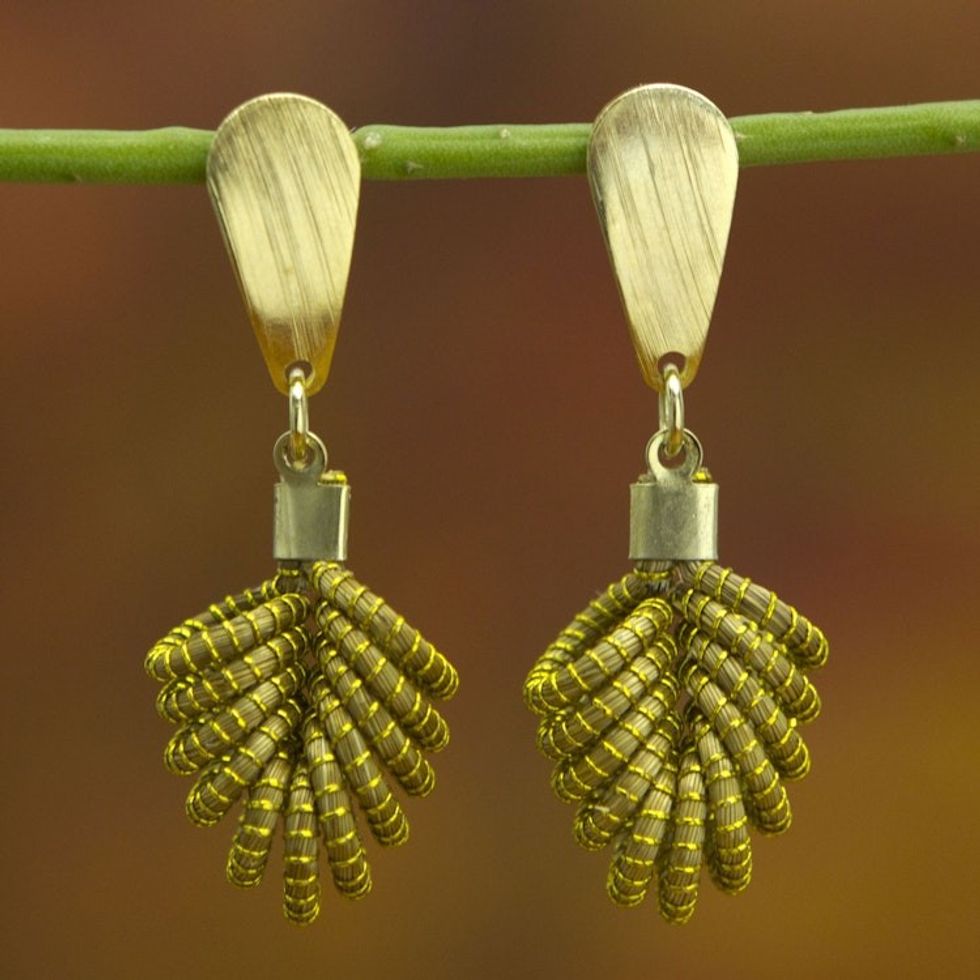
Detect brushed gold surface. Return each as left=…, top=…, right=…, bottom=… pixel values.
left=588, top=84, right=738, bottom=390
left=207, top=94, right=360, bottom=395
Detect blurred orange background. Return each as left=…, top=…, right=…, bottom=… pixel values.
left=1, top=3, right=978, bottom=978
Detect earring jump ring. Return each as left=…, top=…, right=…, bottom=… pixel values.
left=658, top=363, right=685, bottom=457
left=288, top=366, right=311, bottom=465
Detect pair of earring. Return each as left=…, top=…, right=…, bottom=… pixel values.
left=143, top=85, right=828, bottom=927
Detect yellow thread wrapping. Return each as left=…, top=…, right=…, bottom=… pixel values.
left=658, top=744, right=706, bottom=924
left=157, top=628, right=308, bottom=724
left=164, top=664, right=306, bottom=774
left=523, top=571, right=662, bottom=705
left=680, top=624, right=810, bottom=780
left=607, top=762, right=677, bottom=907
left=684, top=662, right=790, bottom=835
left=691, top=709, right=752, bottom=894
left=283, top=760, right=321, bottom=926
left=552, top=676, right=677, bottom=803
left=227, top=748, right=293, bottom=887
left=528, top=598, right=672, bottom=714
left=318, top=609, right=448, bottom=752
left=313, top=684, right=409, bottom=847
left=576, top=711, right=680, bottom=850
left=524, top=562, right=827, bottom=923
left=302, top=712, right=372, bottom=899
left=187, top=701, right=302, bottom=827
left=537, top=645, right=671, bottom=761
left=146, top=560, right=457, bottom=924
left=311, top=562, right=458, bottom=698
left=146, top=594, right=310, bottom=682
left=681, top=562, right=828, bottom=669
left=675, top=589, right=821, bottom=723
left=314, top=651, right=435, bottom=797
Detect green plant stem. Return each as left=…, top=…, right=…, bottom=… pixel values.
left=0, top=101, right=977, bottom=184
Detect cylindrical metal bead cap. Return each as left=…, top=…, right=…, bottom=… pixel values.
left=629, top=478, right=718, bottom=561
left=629, top=432, right=718, bottom=562
left=272, top=435, right=350, bottom=562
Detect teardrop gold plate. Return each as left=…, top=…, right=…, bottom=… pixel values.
left=207, top=93, right=360, bottom=395
left=588, top=84, right=738, bottom=390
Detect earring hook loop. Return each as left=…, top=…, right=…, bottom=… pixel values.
left=658, top=363, right=685, bottom=457
left=287, top=366, right=311, bottom=465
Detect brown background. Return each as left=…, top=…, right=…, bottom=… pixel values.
left=1, top=2, right=978, bottom=978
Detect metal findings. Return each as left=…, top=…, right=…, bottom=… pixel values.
left=272, top=433, right=350, bottom=562
left=587, top=84, right=738, bottom=390
left=630, top=431, right=718, bottom=561
left=288, top=366, right=311, bottom=464
left=275, top=365, right=348, bottom=563
left=207, top=93, right=361, bottom=395
left=658, top=363, right=685, bottom=457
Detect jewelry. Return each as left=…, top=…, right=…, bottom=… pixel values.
left=143, top=94, right=458, bottom=925
left=523, top=84, right=827, bottom=923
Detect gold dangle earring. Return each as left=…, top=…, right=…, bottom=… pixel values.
left=144, top=94, right=458, bottom=925
left=523, top=84, right=828, bottom=923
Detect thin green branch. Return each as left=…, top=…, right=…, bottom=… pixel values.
left=0, top=101, right=977, bottom=184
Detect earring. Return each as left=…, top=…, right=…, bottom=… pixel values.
left=143, top=94, right=458, bottom=925
left=523, top=84, right=827, bottom=923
